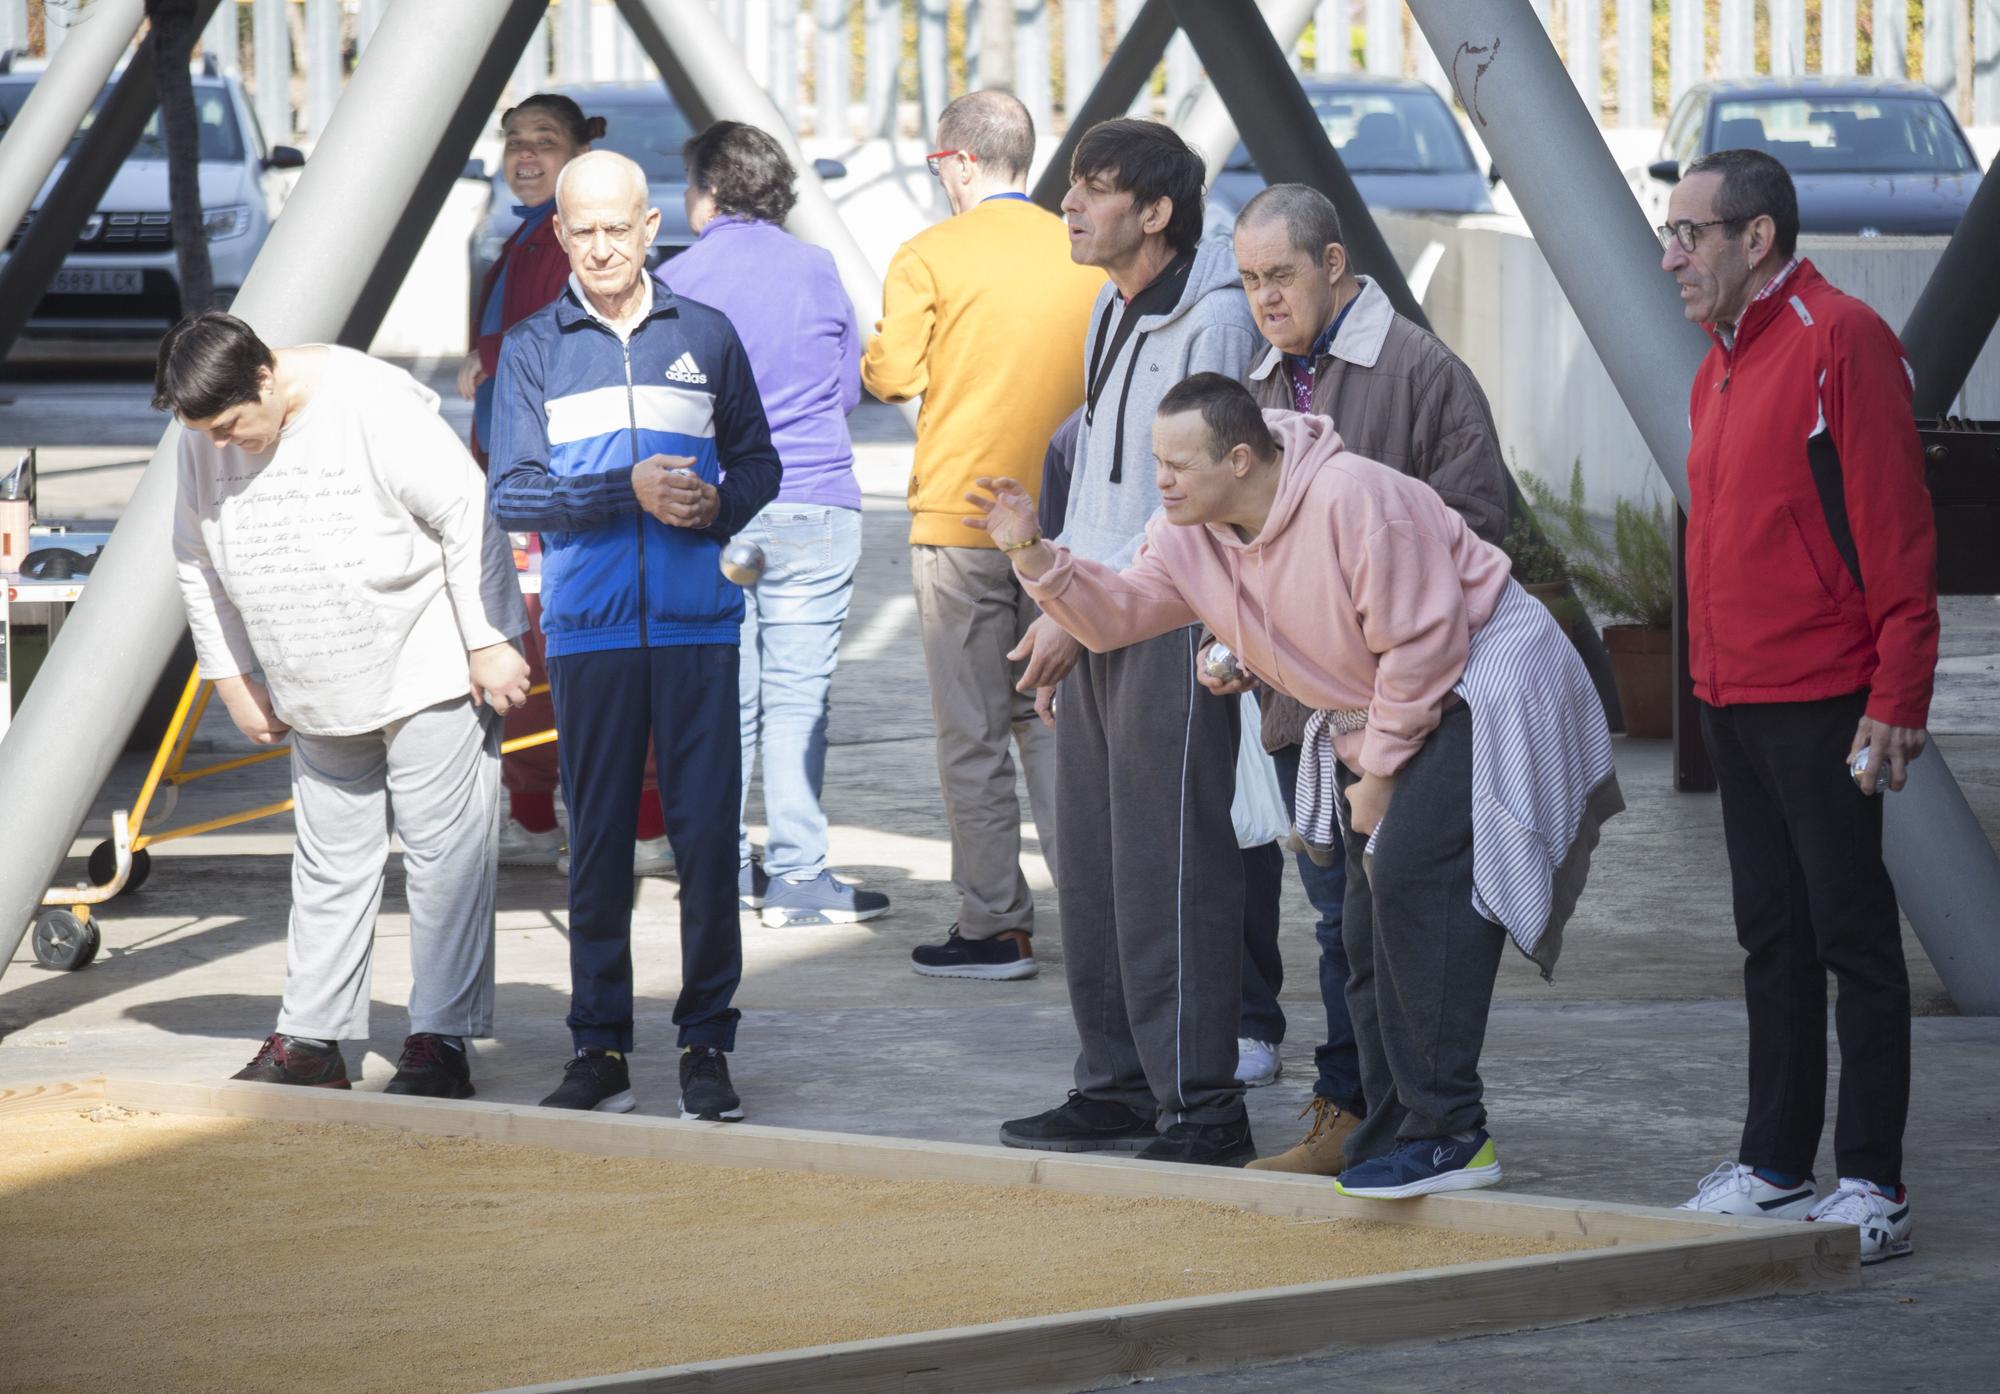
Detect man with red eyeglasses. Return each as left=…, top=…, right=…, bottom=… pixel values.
left=863, top=90, right=1104, bottom=981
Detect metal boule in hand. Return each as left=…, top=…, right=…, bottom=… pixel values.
left=720, top=540, right=766, bottom=586
left=1201, top=641, right=1243, bottom=683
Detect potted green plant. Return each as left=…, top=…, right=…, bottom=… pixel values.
left=1523, top=461, right=1674, bottom=738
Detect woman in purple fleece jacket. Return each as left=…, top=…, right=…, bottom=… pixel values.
left=659, top=120, right=889, bottom=930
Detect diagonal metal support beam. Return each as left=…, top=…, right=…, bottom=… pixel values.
left=0, top=0, right=560, bottom=981
left=1902, top=158, right=2000, bottom=417
left=614, top=0, right=914, bottom=430
left=337, top=0, right=552, bottom=349
left=1029, top=0, right=1177, bottom=210
left=1406, top=0, right=2000, bottom=1015
left=1174, top=0, right=1320, bottom=189
left=0, top=0, right=146, bottom=255
left=0, top=0, right=224, bottom=365
left=1169, top=0, right=1428, bottom=329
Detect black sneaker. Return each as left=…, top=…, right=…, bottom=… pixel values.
left=383, top=1033, right=475, bottom=1099
left=1137, top=1118, right=1257, bottom=1168
left=538, top=1050, right=636, bottom=1112
left=678, top=1046, right=744, bottom=1121
left=911, top=926, right=1038, bottom=981
left=231, top=1033, right=351, bottom=1088
left=999, top=1090, right=1158, bottom=1152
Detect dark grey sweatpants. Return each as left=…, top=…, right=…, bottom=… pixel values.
left=1055, top=625, right=1246, bottom=1127
left=1337, top=705, right=1506, bottom=1162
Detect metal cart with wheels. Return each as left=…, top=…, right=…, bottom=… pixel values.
left=23, top=665, right=557, bottom=972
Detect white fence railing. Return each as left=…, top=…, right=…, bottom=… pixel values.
left=9, top=2, right=1997, bottom=143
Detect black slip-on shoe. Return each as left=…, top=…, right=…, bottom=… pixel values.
left=999, top=1090, right=1158, bottom=1152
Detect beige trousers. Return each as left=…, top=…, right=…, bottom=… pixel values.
left=911, top=544, right=1059, bottom=938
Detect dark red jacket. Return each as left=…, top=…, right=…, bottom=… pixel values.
left=1686, top=259, right=1937, bottom=728
left=471, top=207, right=570, bottom=457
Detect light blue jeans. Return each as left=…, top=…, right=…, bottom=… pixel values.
left=737, top=503, right=862, bottom=879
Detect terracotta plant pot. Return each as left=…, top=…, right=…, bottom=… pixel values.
left=1603, top=624, right=1672, bottom=739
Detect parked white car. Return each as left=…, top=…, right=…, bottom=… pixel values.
left=0, top=55, right=302, bottom=362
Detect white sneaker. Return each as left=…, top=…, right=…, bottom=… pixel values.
left=554, top=837, right=677, bottom=879
left=632, top=836, right=676, bottom=878
left=497, top=818, right=564, bottom=868
left=1807, top=1178, right=1914, bottom=1264
left=1677, top=1160, right=1818, bottom=1219
left=1234, top=1038, right=1281, bottom=1087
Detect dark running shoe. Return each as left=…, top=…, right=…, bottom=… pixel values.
left=911, top=926, right=1038, bottom=981
left=1336, top=1129, right=1502, bottom=1199
left=999, top=1091, right=1158, bottom=1153
left=678, top=1046, right=744, bottom=1121
left=1137, top=1118, right=1257, bottom=1168
left=383, top=1033, right=475, bottom=1099
left=231, top=1033, right=351, bottom=1089
left=539, top=1051, right=637, bottom=1113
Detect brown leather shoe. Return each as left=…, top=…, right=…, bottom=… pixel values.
left=231, top=1033, right=352, bottom=1088
left=1245, top=1096, right=1359, bottom=1174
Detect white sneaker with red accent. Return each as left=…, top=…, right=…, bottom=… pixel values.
left=1807, top=1178, right=1914, bottom=1264
left=1676, top=1161, right=1818, bottom=1220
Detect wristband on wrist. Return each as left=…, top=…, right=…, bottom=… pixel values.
left=1000, top=533, right=1042, bottom=554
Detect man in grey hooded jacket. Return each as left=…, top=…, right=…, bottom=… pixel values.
left=997, top=119, right=1262, bottom=1167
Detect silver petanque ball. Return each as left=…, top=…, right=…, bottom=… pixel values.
left=720, top=540, right=766, bottom=587
left=1201, top=641, right=1243, bottom=683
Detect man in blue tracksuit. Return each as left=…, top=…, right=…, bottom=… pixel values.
left=490, top=151, right=781, bottom=1119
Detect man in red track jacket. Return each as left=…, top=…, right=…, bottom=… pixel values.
left=1661, top=149, right=1936, bottom=1265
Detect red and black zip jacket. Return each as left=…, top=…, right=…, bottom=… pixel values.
left=1685, top=259, right=1938, bottom=728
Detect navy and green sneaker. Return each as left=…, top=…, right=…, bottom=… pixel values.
left=1334, top=1129, right=1502, bottom=1199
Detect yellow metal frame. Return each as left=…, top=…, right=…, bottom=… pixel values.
left=41, top=666, right=557, bottom=914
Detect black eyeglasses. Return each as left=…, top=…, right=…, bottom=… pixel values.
left=1656, top=218, right=1741, bottom=253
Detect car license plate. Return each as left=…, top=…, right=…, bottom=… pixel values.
left=49, top=268, right=142, bottom=295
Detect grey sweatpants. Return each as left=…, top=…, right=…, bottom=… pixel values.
left=912, top=544, right=1060, bottom=938
left=1337, top=705, right=1507, bottom=1162
left=276, top=697, right=501, bottom=1043
left=1055, top=625, right=1245, bottom=1127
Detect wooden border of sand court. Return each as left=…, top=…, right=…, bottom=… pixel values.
left=4, top=1080, right=1857, bottom=1393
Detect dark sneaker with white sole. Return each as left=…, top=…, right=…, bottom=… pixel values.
left=539, top=1050, right=637, bottom=1112
left=911, top=927, right=1037, bottom=981
left=759, top=870, right=890, bottom=927
left=383, top=1033, right=475, bottom=1099
left=1137, top=1118, right=1257, bottom=1167
left=232, top=1033, right=351, bottom=1088
left=678, top=1046, right=744, bottom=1121
left=1000, top=1090, right=1158, bottom=1152
left=1335, top=1129, right=1502, bottom=1199
left=739, top=860, right=770, bottom=911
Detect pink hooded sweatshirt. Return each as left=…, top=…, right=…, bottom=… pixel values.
left=1023, top=409, right=1513, bottom=778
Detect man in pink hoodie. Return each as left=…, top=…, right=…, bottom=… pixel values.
left=969, top=374, right=1621, bottom=1197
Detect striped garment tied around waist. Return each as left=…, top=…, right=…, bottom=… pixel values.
left=1293, top=580, right=1620, bottom=968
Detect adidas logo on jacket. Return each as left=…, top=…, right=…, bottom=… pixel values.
left=487, top=279, right=781, bottom=656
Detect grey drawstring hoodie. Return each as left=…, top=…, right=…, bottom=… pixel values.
left=1055, top=236, right=1259, bottom=570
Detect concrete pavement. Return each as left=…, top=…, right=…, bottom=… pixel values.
left=4, top=387, right=2000, bottom=1390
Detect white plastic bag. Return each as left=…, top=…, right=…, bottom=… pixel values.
left=1231, top=691, right=1290, bottom=849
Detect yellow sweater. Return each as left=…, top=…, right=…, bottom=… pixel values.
left=862, top=196, right=1106, bottom=547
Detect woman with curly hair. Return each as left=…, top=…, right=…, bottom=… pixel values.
left=659, top=121, right=887, bottom=930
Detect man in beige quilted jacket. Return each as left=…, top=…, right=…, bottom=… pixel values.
left=1221, top=182, right=1511, bottom=1176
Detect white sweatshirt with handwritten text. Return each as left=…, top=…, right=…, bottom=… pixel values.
left=172, top=346, right=527, bottom=737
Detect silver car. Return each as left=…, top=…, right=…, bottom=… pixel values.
left=0, top=59, right=301, bottom=361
